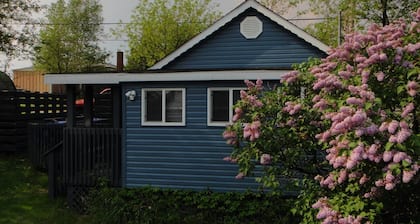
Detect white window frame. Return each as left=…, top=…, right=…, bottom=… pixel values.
left=207, top=88, right=244, bottom=127
left=141, top=88, right=186, bottom=126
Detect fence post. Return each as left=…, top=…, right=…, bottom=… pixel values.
left=47, top=152, right=56, bottom=199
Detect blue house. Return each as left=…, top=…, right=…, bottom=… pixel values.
left=45, top=0, right=329, bottom=192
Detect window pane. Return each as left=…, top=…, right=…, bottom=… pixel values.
left=233, top=90, right=241, bottom=105
left=211, top=90, right=229, bottom=121
left=145, top=91, right=162, bottom=121
left=165, top=90, right=183, bottom=122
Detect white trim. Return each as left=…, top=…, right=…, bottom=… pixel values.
left=207, top=87, right=244, bottom=127
left=45, top=70, right=291, bottom=84
left=141, top=88, right=186, bottom=126
left=149, top=0, right=330, bottom=70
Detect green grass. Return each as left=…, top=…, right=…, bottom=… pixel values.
left=0, top=153, right=89, bottom=224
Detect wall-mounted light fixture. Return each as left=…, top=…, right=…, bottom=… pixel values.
left=125, top=90, right=136, bottom=101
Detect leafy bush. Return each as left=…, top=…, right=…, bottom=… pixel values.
left=87, top=186, right=296, bottom=224
left=224, top=7, right=420, bottom=224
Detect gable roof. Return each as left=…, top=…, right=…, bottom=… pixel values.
left=150, top=0, right=330, bottom=70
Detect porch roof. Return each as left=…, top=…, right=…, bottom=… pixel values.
left=44, top=70, right=291, bottom=84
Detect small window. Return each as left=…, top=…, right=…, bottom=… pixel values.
left=208, top=88, right=243, bottom=126
left=142, top=88, right=185, bottom=126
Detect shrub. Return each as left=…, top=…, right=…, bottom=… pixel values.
left=87, top=186, right=296, bottom=224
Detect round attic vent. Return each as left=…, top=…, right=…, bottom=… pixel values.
left=240, top=16, right=263, bottom=39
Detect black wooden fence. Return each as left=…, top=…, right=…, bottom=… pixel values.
left=0, top=90, right=66, bottom=152
left=27, top=122, right=65, bottom=170
left=62, top=128, right=122, bottom=187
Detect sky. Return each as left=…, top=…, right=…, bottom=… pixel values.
left=7, top=0, right=309, bottom=73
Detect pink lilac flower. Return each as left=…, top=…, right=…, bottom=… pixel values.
left=407, top=81, right=418, bottom=96
left=243, top=121, right=261, bottom=141
left=286, top=118, right=296, bottom=127
left=232, top=107, right=242, bottom=122
left=402, top=170, right=415, bottom=183
left=235, top=172, right=245, bottom=179
left=375, top=71, right=385, bottom=81
left=244, top=80, right=255, bottom=89
left=223, top=130, right=237, bottom=145
left=223, top=156, right=238, bottom=163
left=281, top=71, right=299, bottom=83
left=405, top=43, right=420, bottom=53
left=375, top=179, right=384, bottom=187
left=387, top=120, right=399, bottom=134
left=379, top=53, right=388, bottom=61
left=365, top=124, right=379, bottom=135
left=359, top=174, right=369, bottom=185
left=393, top=152, right=408, bottom=163
left=401, top=103, right=414, bottom=118
left=385, top=172, right=395, bottom=182
left=337, top=169, right=347, bottom=184
left=383, top=151, right=394, bottom=162
left=256, top=79, right=263, bottom=90
left=283, top=102, right=302, bottom=115
left=346, top=158, right=357, bottom=169
left=379, top=122, right=389, bottom=132
left=396, top=128, right=412, bottom=143
left=351, top=110, right=367, bottom=125
left=260, top=154, right=272, bottom=165
left=338, top=70, right=352, bottom=79
left=355, top=129, right=364, bottom=137
left=385, top=182, right=395, bottom=190
left=240, top=90, right=248, bottom=99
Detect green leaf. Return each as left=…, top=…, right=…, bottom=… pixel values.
left=385, top=142, right=393, bottom=151
left=397, top=85, right=405, bottom=94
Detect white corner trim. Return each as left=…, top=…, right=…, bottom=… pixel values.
left=149, top=0, right=330, bottom=70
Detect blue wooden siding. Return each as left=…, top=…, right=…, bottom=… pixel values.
left=122, top=82, right=262, bottom=191
left=164, top=8, right=326, bottom=70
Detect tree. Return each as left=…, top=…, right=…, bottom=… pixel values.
left=119, top=0, right=221, bottom=71
left=302, top=0, right=420, bottom=46
left=225, top=7, right=420, bottom=223
left=0, top=0, right=39, bottom=72
left=257, top=0, right=420, bottom=47
left=33, top=0, right=108, bottom=73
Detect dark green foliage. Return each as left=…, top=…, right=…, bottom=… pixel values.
left=87, top=186, right=297, bottom=224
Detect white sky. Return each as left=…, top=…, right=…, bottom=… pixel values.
left=7, top=0, right=310, bottom=73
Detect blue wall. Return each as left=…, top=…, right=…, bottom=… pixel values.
left=122, top=81, right=263, bottom=191
left=164, top=8, right=326, bottom=70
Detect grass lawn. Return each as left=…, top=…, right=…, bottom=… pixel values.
left=0, top=153, right=90, bottom=224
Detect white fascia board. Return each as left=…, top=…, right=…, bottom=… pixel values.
left=118, top=70, right=290, bottom=82
left=45, top=73, right=121, bottom=84
left=149, top=0, right=330, bottom=70
left=45, top=70, right=291, bottom=84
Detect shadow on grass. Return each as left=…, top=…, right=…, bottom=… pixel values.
left=0, top=153, right=90, bottom=224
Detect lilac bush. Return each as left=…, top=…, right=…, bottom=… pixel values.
left=224, top=7, right=419, bottom=223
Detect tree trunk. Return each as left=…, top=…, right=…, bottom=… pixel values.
left=381, top=0, right=389, bottom=26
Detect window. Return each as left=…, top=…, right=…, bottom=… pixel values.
left=142, top=88, right=185, bottom=126
left=208, top=88, right=243, bottom=126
